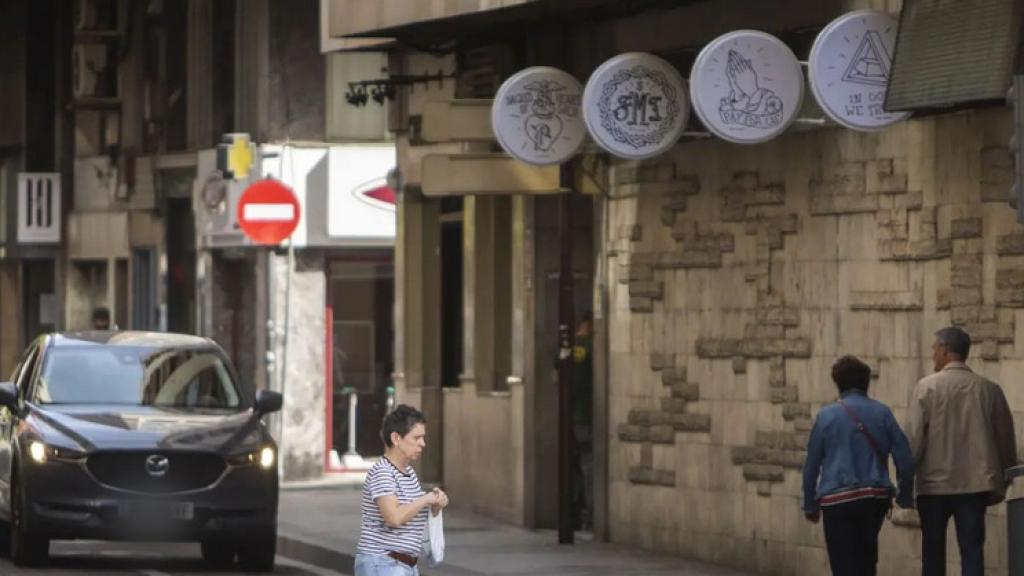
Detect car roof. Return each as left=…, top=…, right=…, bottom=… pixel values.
left=49, top=331, right=217, bottom=349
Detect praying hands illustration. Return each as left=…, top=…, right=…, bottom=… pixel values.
left=720, top=50, right=783, bottom=117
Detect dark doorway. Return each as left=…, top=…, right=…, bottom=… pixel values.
left=327, top=255, right=395, bottom=466
left=532, top=194, right=594, bottom=531
left=132, top=248, right=158, bottom=330
left=165, top=197, right=195, bottom=334
left=440, top=210, right=464, bottom=388
left=22, top=259, right=55, bottom=342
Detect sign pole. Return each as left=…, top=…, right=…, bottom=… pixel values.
left=557, top=160, right=576, bottom=545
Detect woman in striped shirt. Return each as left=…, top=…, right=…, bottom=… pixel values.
left=356, top=405, right=449, bottom=576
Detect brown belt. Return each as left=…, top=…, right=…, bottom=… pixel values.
left=388, top=551, right=419, bottom=567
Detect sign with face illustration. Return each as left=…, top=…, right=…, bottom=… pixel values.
left=492, top=67, right=585, bottom=165
left=582, top=53, right=688, bottom=160
left=690, top=31, right=804, bottom=144
left=809, top=11, right=909, bottom=131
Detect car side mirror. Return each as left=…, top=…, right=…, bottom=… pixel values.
left=255, top=389, right=283, bottom=415
left=0, top=382, right=17, bottom=412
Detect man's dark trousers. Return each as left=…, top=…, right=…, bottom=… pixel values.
left=822, top=498, right=890, bottom=576
left=917, top=493, right=988, bottom=576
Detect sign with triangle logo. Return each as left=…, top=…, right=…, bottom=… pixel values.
left=842, top=31, right=891, bottom=87
left=808, top=10, right=910, bottom=131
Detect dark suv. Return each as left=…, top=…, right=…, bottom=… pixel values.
left=0, top=332, right=283, bottom=570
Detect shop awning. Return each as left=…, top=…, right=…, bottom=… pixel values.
left=886, top=0, right=1023, bottom=110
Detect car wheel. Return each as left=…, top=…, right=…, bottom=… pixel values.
left=201, top=538, right=236, bottom=567
left=236, top=528, right=276, bottom=572
left=9, top=474, right=48, bottom=567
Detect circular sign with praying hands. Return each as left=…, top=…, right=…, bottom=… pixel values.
left=690, top=30, right=804, bottom=144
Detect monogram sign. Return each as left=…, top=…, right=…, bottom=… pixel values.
left=492, top=67, right=585, bottom=166
left=691, top=31, right=804, bottom=144
left=809, top=11, right=909, bottom=131
left=583, top=53, right=688, bottom=160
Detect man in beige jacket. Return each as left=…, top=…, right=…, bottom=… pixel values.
left=907, top=326, right=1018, bottom=576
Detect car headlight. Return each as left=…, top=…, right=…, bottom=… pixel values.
left=259, top=447, right=275, bottom=469
left=29, top=441, right=46, bottom=464
left=228, top=446, right=276, bottom=469
left=28, top=441, right=85, bottom=464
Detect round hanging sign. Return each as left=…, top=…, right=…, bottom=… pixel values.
left=492, top=67, right=585, bottom=165
left=582, top=53, right=688, bottom=160
left=690, top=31, right=804, bottom=144
left=808, top=10, right=909, bottom=131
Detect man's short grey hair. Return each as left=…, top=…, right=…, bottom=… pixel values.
left=935, top=326, right=971, bottom=359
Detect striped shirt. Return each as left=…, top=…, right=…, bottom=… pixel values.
left=357, top=458, right=427, bottom=556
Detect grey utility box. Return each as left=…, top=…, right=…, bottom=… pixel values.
left=1010, top=465, right=1024, bottom=576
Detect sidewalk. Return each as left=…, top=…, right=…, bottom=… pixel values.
left=276, top=480, right=757, bottom=576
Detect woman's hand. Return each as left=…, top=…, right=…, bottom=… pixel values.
left=430, top=488, right=449, bottom=516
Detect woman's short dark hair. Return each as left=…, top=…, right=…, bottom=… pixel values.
left=380, top=404, right=426, bottom=447
left=831, top=355, right=871, bottom=393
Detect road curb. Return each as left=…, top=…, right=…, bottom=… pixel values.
left=277, top=534, right=355, bottom=574
left=276, top=534, right=483, bottom=576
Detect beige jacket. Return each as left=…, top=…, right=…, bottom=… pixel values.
left=907, top=362, right=1018, bottom=504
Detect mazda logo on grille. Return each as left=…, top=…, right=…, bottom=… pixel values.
left=145, top=455, right=170, bottom=478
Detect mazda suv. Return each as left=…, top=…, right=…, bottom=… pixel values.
left=0, top=332, right=283, bottom=570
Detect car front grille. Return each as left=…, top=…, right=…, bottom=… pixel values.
left=86, top=451, right=226, bottom=493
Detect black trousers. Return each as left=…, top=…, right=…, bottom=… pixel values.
left=917, top=493, right=988, bottom=576
left=822, top=498, right=890, bottom=576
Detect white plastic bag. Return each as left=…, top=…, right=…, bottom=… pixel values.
left=422, top=509, right=445, bottom=566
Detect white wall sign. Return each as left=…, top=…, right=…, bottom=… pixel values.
left=492, top=67, right=585, bottom=165
left=809, top=11, right=909, bottom=131
left=582, top=53, right=688, bottom=160
left=690, top=31, right=804, bottom=144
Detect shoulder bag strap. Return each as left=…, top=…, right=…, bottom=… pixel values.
left=838, top=399, right=888, bottom=469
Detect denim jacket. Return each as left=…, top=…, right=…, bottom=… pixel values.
left=802, top=390, right=915, bottom=513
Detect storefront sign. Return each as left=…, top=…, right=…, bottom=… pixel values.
left=690, top=31, right=804, bottom=144
left=809, top=11, right=909, bottom=131
left=492, top=67, right=585, bottom=165
left=582, top=53, right=688, bottom=160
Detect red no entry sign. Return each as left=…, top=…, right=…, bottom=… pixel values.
left=237, top=179, right=301, bottom=245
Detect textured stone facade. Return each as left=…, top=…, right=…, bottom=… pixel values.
left=606, top=109, right=1024, bottom=575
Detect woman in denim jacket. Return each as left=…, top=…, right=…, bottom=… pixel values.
left=802, top=356, right=915, bottom=576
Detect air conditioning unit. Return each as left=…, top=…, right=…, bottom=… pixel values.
left=72, top=44, right=107, bottom=99
left=74, top=0, right=97, bottom=31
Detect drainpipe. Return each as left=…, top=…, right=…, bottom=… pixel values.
left=276, top=240, right=294, bottom=447
left=266, top=249, right=277, bottom=440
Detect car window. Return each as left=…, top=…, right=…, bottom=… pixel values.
left=35, top=346, right=242, bottom=409
left=13, top=345, right=40, bottom=394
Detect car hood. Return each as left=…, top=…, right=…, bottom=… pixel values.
left=27, top=404, right=265, bottom=454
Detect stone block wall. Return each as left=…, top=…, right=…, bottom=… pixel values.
left=606, top=108, right=1024, bottom=575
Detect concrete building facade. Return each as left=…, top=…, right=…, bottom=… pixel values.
left=326, top=0, right=1024, bottom=573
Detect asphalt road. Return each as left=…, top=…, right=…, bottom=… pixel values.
left=0, top=541, right=351, bottom=576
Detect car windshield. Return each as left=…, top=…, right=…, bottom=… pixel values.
left=36, top=346, right=242, bottom=409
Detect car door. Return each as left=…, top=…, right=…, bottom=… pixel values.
left=0, top=341, right=40, bottom=517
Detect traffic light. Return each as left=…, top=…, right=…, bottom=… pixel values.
left=1009, top=75, right=1024, bottom=224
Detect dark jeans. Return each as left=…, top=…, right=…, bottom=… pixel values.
left=822, top=498, right=890, bottom=576
left=917, top=493, right=988, bottom=576
left=571, top=424, right=593, bottom=530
